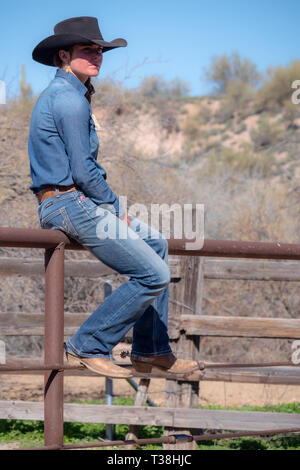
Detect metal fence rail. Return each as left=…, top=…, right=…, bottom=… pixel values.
left=22, top=428, right=300, bottom=450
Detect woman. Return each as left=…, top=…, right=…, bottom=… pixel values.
left=28, top=16, right=199, bottom=378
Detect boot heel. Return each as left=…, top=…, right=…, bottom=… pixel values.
left=65, top=350, right=82, bottom=366
left=131, top=360, right=152, bottom=373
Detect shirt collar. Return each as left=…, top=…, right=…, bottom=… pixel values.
left=55, top=68, right=88, bottom=97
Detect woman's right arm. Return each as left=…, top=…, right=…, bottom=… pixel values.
left=52, top=90, right=125, bottom=219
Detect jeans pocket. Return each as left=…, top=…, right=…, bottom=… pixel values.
left=40, top=206, right=79, bottom=239
left=76, top=193, right=96, bottom=213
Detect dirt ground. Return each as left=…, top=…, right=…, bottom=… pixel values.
left=1, top=374, right=300, bottom=408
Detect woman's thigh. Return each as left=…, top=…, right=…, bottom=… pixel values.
left=38, top=190, right=170, bottom=283
left=128, top=214, right=169, bottom=262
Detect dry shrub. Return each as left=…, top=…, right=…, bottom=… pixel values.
left=203, top=51, right=261, bottom=94
left=139, top=75, right=190, bottom=100
left=283, top=98, right=300, bottom=129
left=221, top=181, right=296, bottom=242
left=199, top=145, right=275, bottom=179
left=182, top=113, right=205, bottom=140
left=255, top=60, right=300, bottom=112
left=93, top=77, right=140, bottom=115
left=214, top=101, right=235, bottom=124
left=250, top=115, right=285, bottom=150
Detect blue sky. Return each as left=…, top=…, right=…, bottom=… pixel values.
left=1, top=0, right=299, bottom=99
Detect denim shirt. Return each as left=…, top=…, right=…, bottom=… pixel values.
left=28, top=68, right=124, bottom=217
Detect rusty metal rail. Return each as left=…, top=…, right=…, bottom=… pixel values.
left=0, top=360, right=298, bottom=373
left=4, top=226, right=300, bottom=258
left=21, top=428, right=300, bottom=450
left=1, top=226, right=300, bottom=450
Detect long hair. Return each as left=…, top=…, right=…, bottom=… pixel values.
left=52, top=46, right=95, bottom=104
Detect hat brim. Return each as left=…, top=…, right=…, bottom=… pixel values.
left=32, top=33, right=127, bottom=66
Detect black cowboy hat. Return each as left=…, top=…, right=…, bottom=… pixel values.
left=32, top=16, right=127, bottom=66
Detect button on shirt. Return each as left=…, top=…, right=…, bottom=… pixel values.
left=28, top=68, right=124, bottom=217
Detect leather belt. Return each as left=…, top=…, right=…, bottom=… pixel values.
left=36, top=184, right=78, bottom=204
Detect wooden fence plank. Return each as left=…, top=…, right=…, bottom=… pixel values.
left=0, top=257, right=181, bottom=279
left=0, top=312, right=91, bottom=336
left=204, top=258, right=300, bottom=281
left=180, top=315, right=300, bottom=339
left=0, top=401, right=299, bottom=431
left=201, top=366, right=300, bottom=385
left=1, top=313, right=300, bottom=339
left=1, top=312, right=300, bottom=346
left=3, top=256, right=300, bottom=281
left=172, top=408, right=300, bottom=431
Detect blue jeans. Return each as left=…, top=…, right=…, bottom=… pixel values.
left=38, top=188, right=172, bottom=359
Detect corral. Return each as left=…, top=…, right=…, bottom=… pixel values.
left=0, top=227, right=299, bottom=450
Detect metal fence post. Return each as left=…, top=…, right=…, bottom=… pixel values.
left=104, top=280, right=114, bottom=441
left=44, top=242, right=65, bottom=448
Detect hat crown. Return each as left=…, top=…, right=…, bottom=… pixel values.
left=54, top=16, right=103, bottom=40
left=32, top=16, right=127, bottom=66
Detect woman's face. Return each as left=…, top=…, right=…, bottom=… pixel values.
left=59, top=43, right=103, bottom=83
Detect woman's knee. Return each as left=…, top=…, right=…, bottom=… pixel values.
left=151, top=234, right=169, bottom=259
left=150, top=262, right=171, bottom=289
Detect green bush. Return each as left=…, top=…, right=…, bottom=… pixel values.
left=213, top=81, right=254, bottom=123
left=225, top=79, right=255, bottom=117
left=255, top=60, right=300, bottom=112
left=203, top=51, right=261, bottom=94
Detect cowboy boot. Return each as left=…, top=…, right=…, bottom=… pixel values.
left=130, top=352, right=200, bottom=374
left=65, top=349, right=133, bottom=378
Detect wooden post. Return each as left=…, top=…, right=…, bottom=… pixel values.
left=163, top=255, right=204, bottom=450
left=125, top=378, right=151, bottom=449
